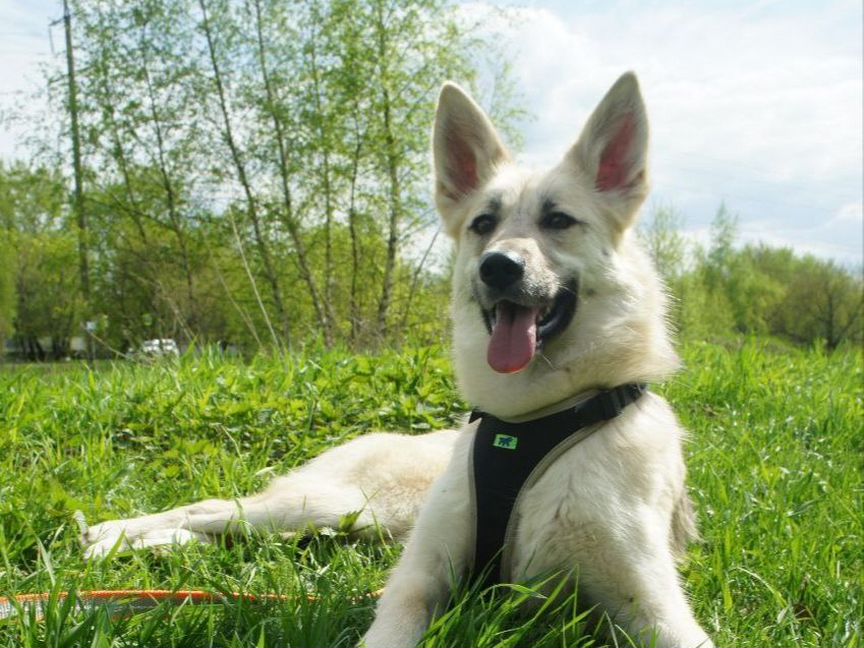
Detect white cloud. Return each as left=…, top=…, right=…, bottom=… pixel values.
left=830, top=201, right=863, bottom=225
left=462, top=0, right=863, bottom=264
left=0, top=0, right=61, bottom=160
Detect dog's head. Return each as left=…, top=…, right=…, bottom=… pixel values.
left=433, top=73, right=679, bottom=417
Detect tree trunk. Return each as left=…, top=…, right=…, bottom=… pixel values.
left=307, top=34, right=338, bottom=343
left=347, top=111, right=364, bottom=345
left=139, top=28, right=197, bottom=335
left=63, top=0, right=90, bottom=358
left=251, top=0, right=332, bottom=346
left=198, top=0, right=289, bottom=349
left=374, top=4, right=400, bottom=339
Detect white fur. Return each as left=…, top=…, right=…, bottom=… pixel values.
left=83, top=430, right=457, bottom=558
left=83, top=73, right=713, bottom=648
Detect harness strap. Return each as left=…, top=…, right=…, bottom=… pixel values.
left=468, top=383, right=647, bottom=587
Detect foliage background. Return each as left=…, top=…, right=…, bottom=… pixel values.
left=2, top=0, right=528, bottom=357
left=0, top=0, right=859, bottom=360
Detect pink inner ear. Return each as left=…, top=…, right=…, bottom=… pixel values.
left=596, top=115, right=636, bottom=192
left=447, top=133, right=478, bottom=197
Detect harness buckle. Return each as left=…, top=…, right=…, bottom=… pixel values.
left=600, top=387, right=625, bottom=419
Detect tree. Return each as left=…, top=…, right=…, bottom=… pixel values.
left=0, top=163, right=75, bottom=359
left=644, top=201, right=862, bottom=349
left=14, top=232, right=82, bottom=360
left=0, top=238, right=15, bottom=356
left=640, top=204, right=687, bottom=282
left=23, top=0, right=524, bottom=352
left=751, top=247, right=863, bottom=350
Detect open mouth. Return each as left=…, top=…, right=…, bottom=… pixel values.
left=481, top=283, right=578, bottom=374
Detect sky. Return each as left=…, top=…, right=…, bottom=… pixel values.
left=1, top=0, right=862, bottom=266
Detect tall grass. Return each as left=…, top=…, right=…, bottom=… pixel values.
left=0, top=341, right=860, bottom=647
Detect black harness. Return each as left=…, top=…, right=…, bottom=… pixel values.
left=468, top=383, right=647, bottom=587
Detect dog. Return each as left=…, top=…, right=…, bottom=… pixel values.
left=82, top=72, right=713, bottom=648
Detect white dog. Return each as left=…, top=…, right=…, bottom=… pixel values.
left=83, top=73, right=713, bottom=648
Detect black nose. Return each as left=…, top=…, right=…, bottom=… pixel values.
left=479, top=251, right=525, bottom=290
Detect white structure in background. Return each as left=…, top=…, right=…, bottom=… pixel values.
left=138, top=339, right=180, bottom=358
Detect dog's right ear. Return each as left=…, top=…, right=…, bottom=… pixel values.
left=433, top=83, right=509, bottom=235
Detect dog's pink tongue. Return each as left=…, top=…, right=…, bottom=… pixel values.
left=487, top=303, right=540, bottom=374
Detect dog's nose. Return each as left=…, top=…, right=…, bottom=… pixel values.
left=479, top=251, right=525, bottom=290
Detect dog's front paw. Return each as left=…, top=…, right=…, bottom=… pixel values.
left=657, top=624, right=715, bottom=648
left=82, top=519, right=208, bottom=560
left=361, top=626, right=409, bottom=648
left=362, top=611, right=428, bottom=648
left=81, top=519, right=132, bottom=559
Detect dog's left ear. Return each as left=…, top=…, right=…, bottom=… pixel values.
left=433, top=83, right=510, bottom=235
left=567, top=72, right=649, bottom=230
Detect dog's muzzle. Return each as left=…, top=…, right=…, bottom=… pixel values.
left=476, top=254, right=578, bottom=374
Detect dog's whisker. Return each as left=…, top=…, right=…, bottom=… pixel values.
left=538, top=351, right=556, bottom=370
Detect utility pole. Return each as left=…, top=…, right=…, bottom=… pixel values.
left=62, top=0, right=93, bottom=364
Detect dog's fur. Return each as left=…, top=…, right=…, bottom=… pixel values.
left=83, top=73, right=713, bottom=648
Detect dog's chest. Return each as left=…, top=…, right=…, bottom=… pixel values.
left=469, top=384, right=653, bottom=584
left=506, top=436, right=618, bottom=577
left=506, top=419, right=683, bottom=581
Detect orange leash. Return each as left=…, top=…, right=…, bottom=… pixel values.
left=0, top=588, right=382, bottom=622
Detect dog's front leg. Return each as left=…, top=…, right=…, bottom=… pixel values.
left=579, top=514, right=714, bottom=648
left=362, top=551, right=452, bottom=648
left=362, top=441, right=472, bottom=648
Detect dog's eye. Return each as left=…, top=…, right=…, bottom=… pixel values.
left=469, top=214, right=497, bottom=236
left=541, top=211, right=581, bottom=230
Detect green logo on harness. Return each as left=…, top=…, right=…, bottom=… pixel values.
left=493, top=434, right=518, bottom=450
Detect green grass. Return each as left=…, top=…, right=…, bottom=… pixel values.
left=0, top=341, right=860, bottom=647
